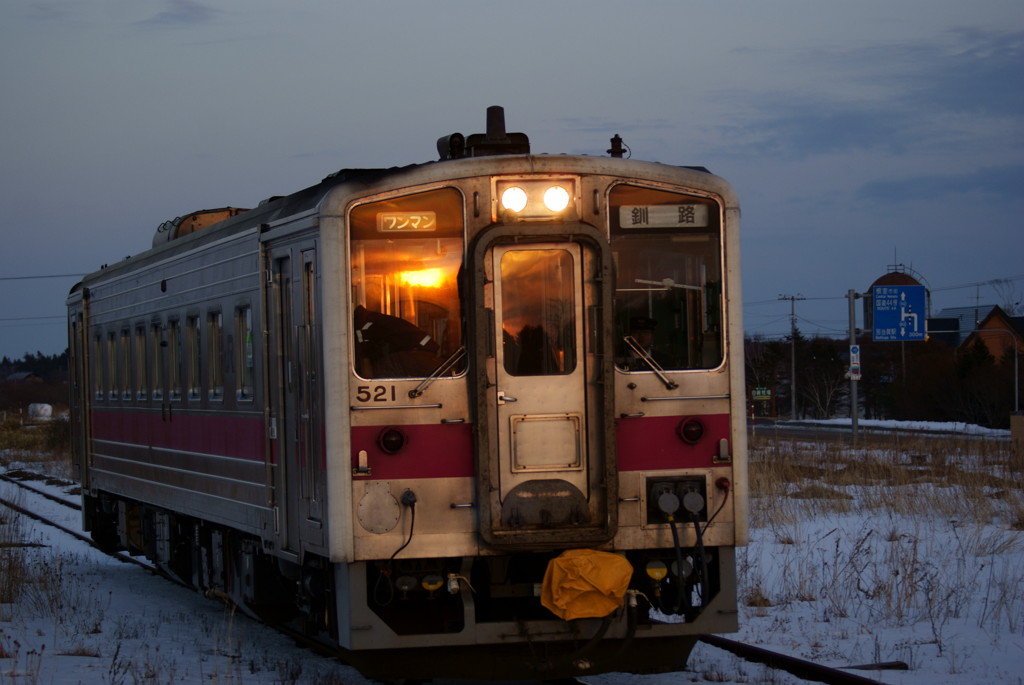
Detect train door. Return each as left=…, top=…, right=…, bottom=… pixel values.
left=297, top=248, right=325, bottom=545
left=67, top=295, right=90, bottom=486
left=472, top=229, right=616, bottom=547
left=265, top=242, right=324, bottom=554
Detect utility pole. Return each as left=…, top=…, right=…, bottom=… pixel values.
left=847, top=290, right=862, bottom=444
left=779, top=294, right=805, bottom=419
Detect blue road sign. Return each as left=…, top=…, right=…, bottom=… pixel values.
left=872, top=285, right=926, bottom=341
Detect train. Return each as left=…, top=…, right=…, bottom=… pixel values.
left=67, top=107, right=747, bottom=681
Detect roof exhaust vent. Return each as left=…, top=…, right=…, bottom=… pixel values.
left=438, top=106, right=530, bottom=160
left=485, top=105, right=508, bottom=141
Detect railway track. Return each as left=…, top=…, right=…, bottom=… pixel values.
left=2, top=466, right=906, bottom=684
left=698, top=634, right=905, bottom=684
left=0, top=469, right=158, bottom=575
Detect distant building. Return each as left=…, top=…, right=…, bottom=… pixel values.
left=932, top=305, right=999, bottom=347
left=961, top=305, right=1024, bottom=363
left=4, top=371, right=42, bottom=383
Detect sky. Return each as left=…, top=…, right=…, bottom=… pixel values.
left=1, top=0, right=1022, bottom=360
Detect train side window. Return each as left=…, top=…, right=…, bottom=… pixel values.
left=186, top=315, right=202, bottom=401
left=121, top=330, right=132, bottom=401
left=208, top=311, right=224, bottom=401
left=150, top=323, right=163, bottom=401
left=107, top=332, right=118, bottom=400
left=609, top=184, right=724, bottom=371
left=134, top=325, right=147, bottom=401
left=348, top=187, right=465, bottom=379
left=235, top=306, right=255, bottom=402
left=93, top=334, right=104, bottom=400
left=168, top=319, right=182, bottom=401
left=69, top=317, right=80, bottom=391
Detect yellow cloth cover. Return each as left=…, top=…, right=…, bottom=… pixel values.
left=540, top=549, right=634, bottom=621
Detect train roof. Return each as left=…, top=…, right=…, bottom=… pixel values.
left=71, top=108, right=736, bottom=296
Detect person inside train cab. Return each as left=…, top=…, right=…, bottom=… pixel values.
left=353, top=305, right=441, bottom=378
left=619, top=315, right=662, bottom=371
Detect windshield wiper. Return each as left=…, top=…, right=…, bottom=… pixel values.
left=634, top=277, right=702, bottom=292
left=408, top=346, right=467, bottom=398
left=623, top=336, right=677, bottom=390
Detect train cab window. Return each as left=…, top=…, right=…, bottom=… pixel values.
left=150, top=323, right=163, bottom=401
left=207, top=311, right=224, bottom=401
left=186, top=315, right=201, bottom=401
left=168, top=319, right=182, bottom=401
left=348, top=187, right=465, bottom=379
left=235, top=306, right=255, bottom=401
left=609, top=185, right=723, bottom=371
left=499, top=249, right=576, bottom=376
left=134, top=326, right=147, bottom=401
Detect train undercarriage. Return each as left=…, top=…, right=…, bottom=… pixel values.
left=84, top=491, right=733, bottom=680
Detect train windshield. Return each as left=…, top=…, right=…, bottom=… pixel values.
left=349, top=187, right=465, bottom=379
left=609, top=184, right=723, bottom=371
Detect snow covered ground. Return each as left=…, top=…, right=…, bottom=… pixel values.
left=784, top=417, right=1011, bottom=438
left=0, top=471, right=372, bottom=685
left=1, top=421, right=1021, bottom=684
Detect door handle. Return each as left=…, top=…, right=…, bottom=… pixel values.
left=497, top=391, right=517, bottom=405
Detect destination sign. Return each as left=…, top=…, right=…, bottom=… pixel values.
left=619, top=204, right=709, bottom=229
left=377, top=211, right=437, bottom=232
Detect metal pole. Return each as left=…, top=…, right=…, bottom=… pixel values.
left=791, top=307, right=797, bottom=420
left=848, top=290, right=859, bottom=444
left=779, top=294, right=804, bottom=419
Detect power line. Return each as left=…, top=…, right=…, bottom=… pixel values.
left=746, top=295, right=842, bottom=306
left=0, top=315, right=65, bottom=322
left=746, top=274, right=1024, bottom=307
left=0, top=272, right=84, bottom=280
left=930, top=274, right=1024, bottom=292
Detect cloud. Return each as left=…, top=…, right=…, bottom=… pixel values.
left=884, top=28, right=1024, bottom=118
left=856, top=164, right=1024, bottom=203
left=555, top=117, right=676, bottom=135
left=720, top=99, right=918, bottom=158
left=137, top=0, right=218, bottom=28
left=718, top=29, right=1024, bottom=160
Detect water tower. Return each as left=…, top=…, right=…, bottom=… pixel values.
left=863, top=265, right=930, bottom=334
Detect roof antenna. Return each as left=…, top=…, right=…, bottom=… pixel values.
left=608, top=134, right=628, bottom=158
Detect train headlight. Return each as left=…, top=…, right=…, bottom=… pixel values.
left=495, top=178, right=576, bottom=219
left=543, top=185, right=570, bottom=212
left=500, top=186, right=529, bottom=213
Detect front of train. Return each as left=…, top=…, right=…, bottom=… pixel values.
left=330, top=108, right=746, bottom=680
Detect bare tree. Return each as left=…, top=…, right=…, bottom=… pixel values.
left=799, top=337, right=847, bottom=419
left=992, top=278, right=1023, bottom=316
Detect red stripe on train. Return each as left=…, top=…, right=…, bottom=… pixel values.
left=615, top=413, right=730, bottom=471
left=91, top=410, right=265, bottom=461
left=350, top=423, right=475, bottom=480
left=348, top=414, right=729, bottom=480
